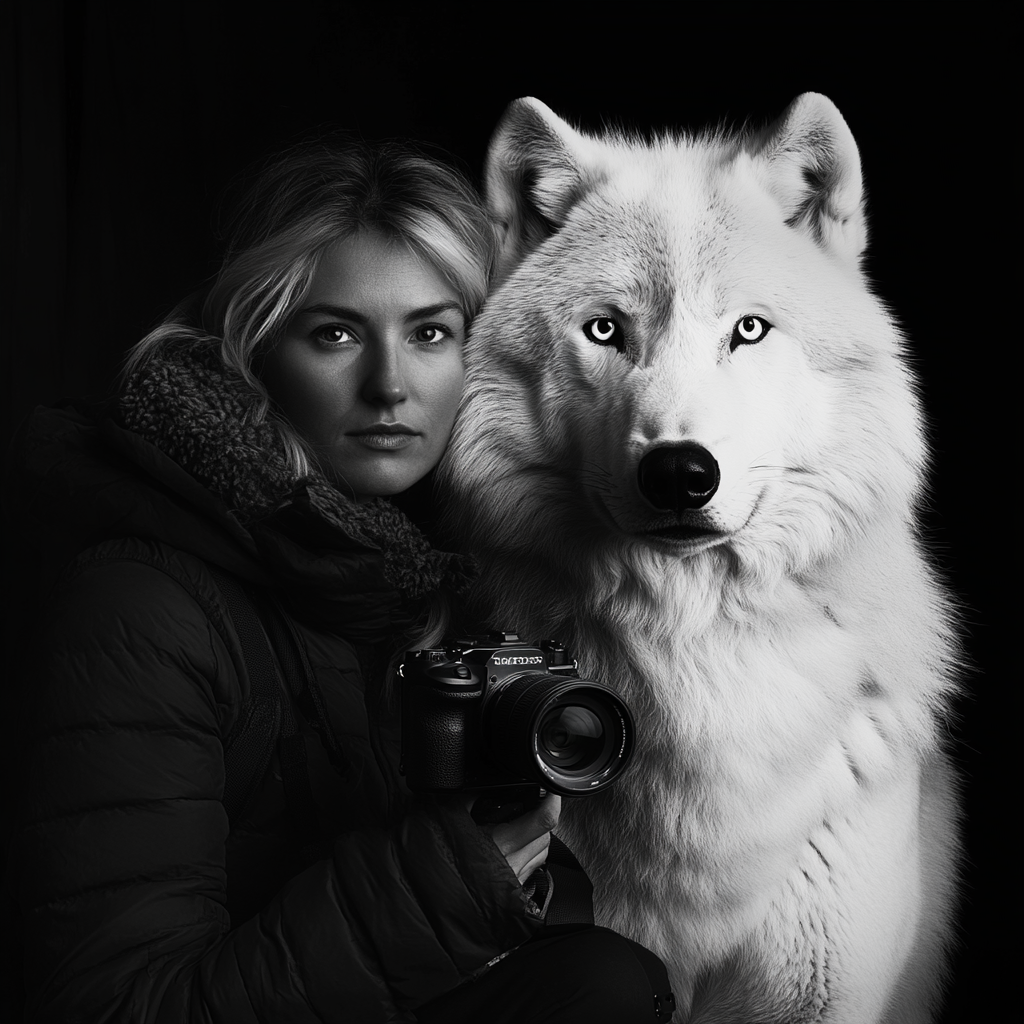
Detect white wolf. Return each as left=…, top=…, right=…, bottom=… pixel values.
left=440, top=95, right=960, bottom=1023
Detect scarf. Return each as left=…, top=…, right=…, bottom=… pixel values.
left=117, top=337, right=472, bottom=604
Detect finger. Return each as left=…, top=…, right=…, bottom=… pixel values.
left=506, top=831, right=551, bottom=884
left=491, top=793, right=561, bottom=855
left=485, top=790, right=561, bottom=864
left=533, top=791, right=561, bottom=831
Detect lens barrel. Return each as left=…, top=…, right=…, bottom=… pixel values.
left=482, top=673, right=634, bottom=795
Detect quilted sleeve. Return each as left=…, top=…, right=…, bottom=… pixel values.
left=14, top=555, right=541, bottom=1022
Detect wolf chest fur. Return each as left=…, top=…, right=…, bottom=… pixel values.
left=441, top=94, right=960, bottom=1023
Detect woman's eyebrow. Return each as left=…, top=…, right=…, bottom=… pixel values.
left=294, top=303, right=368, bottom=324
left=293, top=301, right=465, bottom=325
left=404, top=301, right=465, bottom=323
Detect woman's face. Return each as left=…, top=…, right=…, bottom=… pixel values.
left=262, top=230, right=467, bottom=500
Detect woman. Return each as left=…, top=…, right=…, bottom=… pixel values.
left=8, top=139, right=670, bottom=1022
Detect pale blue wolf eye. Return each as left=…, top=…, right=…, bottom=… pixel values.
left=583, top=317, right=625, bottom=351
left=731, top=315, right=772, bottom=350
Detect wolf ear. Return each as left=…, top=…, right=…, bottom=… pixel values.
left=750, top=93, right=866, bottom=267
left=485, top=97, right=596, bottom=284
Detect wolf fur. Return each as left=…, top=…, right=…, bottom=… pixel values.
left=440, top=94, right=960, bottom=1023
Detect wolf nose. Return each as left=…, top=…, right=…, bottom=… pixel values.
left=638, top=444, right=720, bottom=511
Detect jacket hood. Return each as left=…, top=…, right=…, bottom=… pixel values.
left=13, top=338, right=473, bottom=641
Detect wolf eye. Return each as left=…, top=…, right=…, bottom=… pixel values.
left=583, top=317, right=625, bottom=351
left=731, top=315, right=771, bottom=350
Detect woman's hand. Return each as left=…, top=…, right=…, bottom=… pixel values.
left=485, top=791, right=561, bottom=883
left=449, top=791, right=562, bottom=884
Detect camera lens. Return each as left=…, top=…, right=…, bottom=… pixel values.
left=482, top=675, right=634, bottom=795
left=538, top=705, right=605, bottom=770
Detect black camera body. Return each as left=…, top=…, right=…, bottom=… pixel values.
left=400, top=632, right=634, bottom=797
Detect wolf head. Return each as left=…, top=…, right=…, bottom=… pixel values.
left=441, top=95, right=926, bottom=614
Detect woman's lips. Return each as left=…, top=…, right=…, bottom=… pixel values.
left=348, top=424, right=418, bottom=450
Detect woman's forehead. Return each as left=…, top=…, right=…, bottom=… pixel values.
left=307, top=231, right=465, bottom=324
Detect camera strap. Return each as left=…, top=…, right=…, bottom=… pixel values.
left=542, top=833, right=596, bottom=932
left=539, top=837, right=677, bottom=1020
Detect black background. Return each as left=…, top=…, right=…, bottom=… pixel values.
left=3, top=3, right=1020, bottom=1020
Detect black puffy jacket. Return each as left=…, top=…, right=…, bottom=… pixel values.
left=7, top=341, right=543, bottom=1022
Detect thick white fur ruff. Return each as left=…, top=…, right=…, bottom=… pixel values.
left=441, top=94, right=959, bottom=1023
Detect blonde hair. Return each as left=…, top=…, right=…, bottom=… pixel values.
left=125, top=139, right=496, bottom=476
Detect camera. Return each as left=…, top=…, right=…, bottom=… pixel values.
left=399, top=632, right=635, bottom=797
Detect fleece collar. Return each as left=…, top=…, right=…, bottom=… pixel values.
left=116, top=338, right=471, bottom=604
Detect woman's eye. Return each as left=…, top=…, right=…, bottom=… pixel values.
left=583, top=317, right=625, bottom=351
left=313, top=324, right=356, bottom=347
left=731, top=315, right=772, bottom=349
left=414, top=325, right=450, bottom=346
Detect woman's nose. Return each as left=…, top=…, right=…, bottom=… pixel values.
left=360, top=338, right=408, bottom=407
